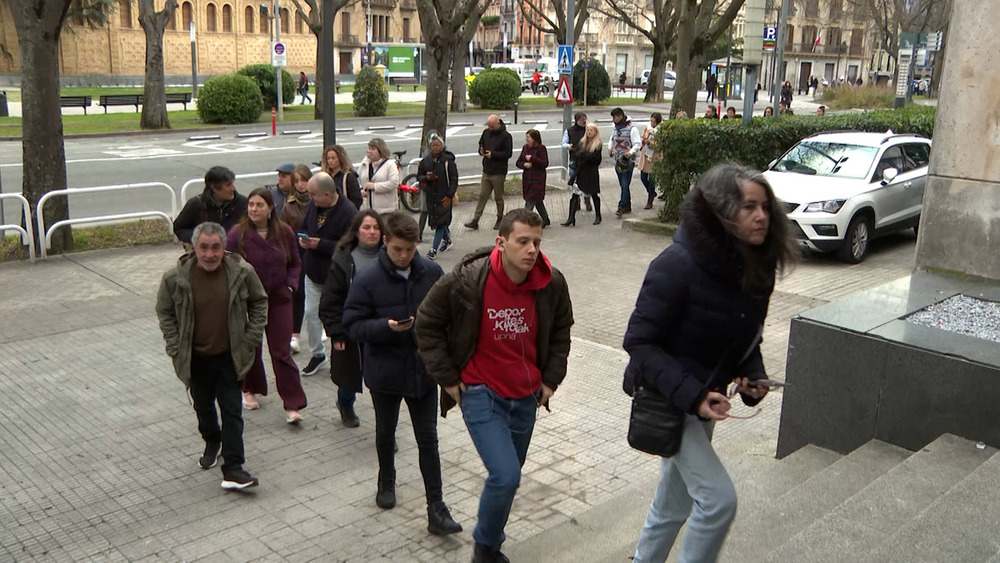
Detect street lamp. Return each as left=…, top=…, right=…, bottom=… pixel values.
left=190, top=21, right=197, bottom=99
left=366, top=0, right=372, bottom=66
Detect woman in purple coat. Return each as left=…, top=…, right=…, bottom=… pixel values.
left=516, top=129, right=550, bottom=227
left=227, top=187, right=307, bottom=424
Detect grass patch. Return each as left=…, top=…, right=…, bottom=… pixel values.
left=819, top=84, right=895, bottom=109
left=1, top=219, right=174, bottom=262
left=1, top=234, right=29, bottom=262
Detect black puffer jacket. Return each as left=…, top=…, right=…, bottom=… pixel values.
left=318, top=242, right=379, bottom=393
left=343, top=249, right=444, bottom=397
left=478, top=121, right=514, bottom=175
left=622, top=190, right=772, bottom=413
left=173, top=190, right=249, bottom=243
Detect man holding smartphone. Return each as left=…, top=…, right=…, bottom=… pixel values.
left=416, top=208, right=575, bottom=563
left=341, top=212, right=462, bottom=537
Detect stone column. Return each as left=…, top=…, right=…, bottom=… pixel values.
left=914, top=0, right=1000, bottom=281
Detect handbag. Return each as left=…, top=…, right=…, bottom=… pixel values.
left=627, top=385, right=686, bottom=457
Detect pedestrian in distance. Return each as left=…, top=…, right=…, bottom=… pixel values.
left=155, top=221, right=268, bottom=491
left=298, top=171, right=359, bottom=378
left=416, top=208, right=575, bottom=563
left=269, top=163, right=296, bottom=217
left=722, top=107, right=740, bottom=119
left=562, top=123, right=603, bottom=226
left=318, top=210, right=387, bottom=429
left=517, top=128, right=551, bottom=228
left=780, top=80, right=793, bottom=107
left=778, top=101, right=794, bottom=116
left=705, top=73, right=718, bottom=103
left=608, top=107, right=641, bottom=217
left=280, top=164, right=313, bottom=355
left=173, top=166, right=248, bottom=244
left=816, top=105, right=826, bottom=116
left=623, top=163, right=798, bottom=562
left=465, top=114, right=513, bottom=231
left=531, top=70, right=541, bottom=94
left=226, top=188, right=307, bottom=424
left=322, top=144, right=364, bottom=209
left=357, top=138, right=401, bottom=214
left=418, top=132, right=458, bottom=261
left=561, top=112, right=594, bottom=212
left=342, top=212, right=463, bottom=537
left=298, top=71, right=312, bottom=104
left=763, top=106, right=774, bottom=117
left=704, top=105, right=719, bottom=119
left=639, top=113, right=662, bottom=210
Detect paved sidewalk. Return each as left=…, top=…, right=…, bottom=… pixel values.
left=0, top=171, right=918, bottom=561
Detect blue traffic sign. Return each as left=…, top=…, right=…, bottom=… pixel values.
left=558, top=45, right=573, bottom=74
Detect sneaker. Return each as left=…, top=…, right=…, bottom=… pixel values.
left=427, top=249, right=438, bottom=260
left=242, top=392, right=259, bottom=410
left=463, top=220, right=479, bottom=230
left=285, top=410, right=303, bottom=424
left=221, top=467, right=259, bottom=490
left=439, top=239, right=453, bottom=253
left=302, top=356, right=327, bottom=376
left=290, top=336, right=300, bottom=354
left=198, top=442, right=220, bottom=470
left=338, top=404, right=360, bottom=428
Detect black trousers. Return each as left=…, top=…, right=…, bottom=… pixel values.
left=189, top=352, right=245, bottom=470
left=524, top=198, right=550, bottom=225
left=370, top=388, right=443, bottom=505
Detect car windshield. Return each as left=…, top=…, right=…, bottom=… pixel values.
left=772, top=142, right=879, bottom=179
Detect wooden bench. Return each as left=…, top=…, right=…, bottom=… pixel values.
left=60, top=95, right=93, bottom=115
left=393, top=77, right=420, bottom=91
left=99, top=94, right=142, bottom=113
left=165, top=92, right=193, bottom=110
left=614, top=84, right=647, bottom=98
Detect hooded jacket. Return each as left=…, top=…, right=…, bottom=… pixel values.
left=418, top=149, right=459, bottom=229
left=173, top=190, right=249, bottom=244
left=416, top=246, right=574, bottom=416
left=622, top=190, right=772, bottom=414
left=154, top=252, right=269, bottom=388
left=478, top=121, right=514, bottom=176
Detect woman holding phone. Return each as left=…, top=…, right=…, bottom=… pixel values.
left=623, top=163, right=797, bottom=562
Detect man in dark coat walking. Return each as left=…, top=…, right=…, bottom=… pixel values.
left=465, top=114, right=513, bottom=231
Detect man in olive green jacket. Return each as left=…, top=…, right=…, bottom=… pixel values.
left=155, top=222, right=268, bottom=490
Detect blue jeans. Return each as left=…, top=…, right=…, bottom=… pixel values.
left=633, top=415, right=737, bottom=563
left=303, top=277, right=326, bottom=360
left=432, top=225, right=451, bottom=252
left=337, top=386, right=356, bottom=408
left=616, top=164, right=635, bottom=209
left=640, top=170, right=656, bottom=197
left=461, top=385, right=538, bottom=550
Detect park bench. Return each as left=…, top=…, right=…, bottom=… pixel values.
left=60, top=95, right=93, bottom=115
left=393, top=77, right=420, bottom=91
left=165, top=92, right=193, bottom=110
left=99, top=94, right=142, bottom=113
left=614, top=84, right=647, bottom=98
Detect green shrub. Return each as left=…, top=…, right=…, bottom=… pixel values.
left=352, top=65, right=389, bottom=117
left=819, top=84, right=895, bottom=109
left=652, top=106, right=937, bottom=222
left=237, top=63, right=296, bottom=108
left=469, top=67, right=521, bottom=109
left=196, top=73, right=264, bottom=124
left=571, top=58, right=611, bottom=105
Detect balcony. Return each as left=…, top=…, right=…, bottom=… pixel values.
left=375, top=35, right=394, bottom=42
left=400, top=0, right=416, bottom=9
left=340, top=34, right=359, bottom=45
left=403, top=36, right=416, bottom=43
left=787, top=42, right=848, bottom=55
left=370, top=0, right=396, bottom=8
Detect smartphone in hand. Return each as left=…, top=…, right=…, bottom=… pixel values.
left=297, top=232, right=310, bottom=240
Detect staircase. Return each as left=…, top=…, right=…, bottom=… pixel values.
left=505, top=434, right=1000, bottom=562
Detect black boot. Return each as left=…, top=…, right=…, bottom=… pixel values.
left=376, top=470, right=396, bottom=509
left=561, top=195, right=579, bottom=226
left=472, top=543, right=510, bottom=563
left=593, top=195, right=602, bottom=225
left=584, top=197, right=593, bottom=212
left=427, top=501, right=463, bottom=535
left=644, top=194, right=655, bottom=209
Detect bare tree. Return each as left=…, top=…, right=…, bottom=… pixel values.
left=669, top=0, right=743, bottom=118
left=450, top=5, right=488, bottom=112
left=596, top=0, right=679, bottom=103
left=139, top=0, right=178, bottom=129
left=517, top=0, right=591, bottom=45
left=289, top=0, right=359, bottom=120
left=844, top=0, right=951, bottom=84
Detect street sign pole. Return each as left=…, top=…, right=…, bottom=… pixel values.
left=561, top=0, right=574, bottom=182
left=772, top=0, right=790, bottom=115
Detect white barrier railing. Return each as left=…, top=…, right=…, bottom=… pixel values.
left=0, top=193, right=36, bottom=262
left=179, top=167, right=323, bottom=206
left=405, top=152, right=568, bottom=185
left=36, top=183, right=178, bottom=259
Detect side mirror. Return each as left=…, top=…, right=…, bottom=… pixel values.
left=881, top=167, right=898, bottom=184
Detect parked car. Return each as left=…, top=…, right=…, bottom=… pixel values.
left=763, top=131, right=932, bottom=263
left=639, top=69, right=677, bottom=90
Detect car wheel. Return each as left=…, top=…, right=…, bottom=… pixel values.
left=837, top=214, right=873, bottom=264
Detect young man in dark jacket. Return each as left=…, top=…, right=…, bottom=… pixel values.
left=465, top=114, right=513, bottom=231
left=341, top=212, right=462, bottom=537
left=173, top=166, right=248, bottom=244
left=299, top=172, right=358, bottom=376
left=416, top=208, right=574, bottom=563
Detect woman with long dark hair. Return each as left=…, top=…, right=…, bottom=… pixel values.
left=517, top=128, right=550, bottom=227
left=226, top=187, right=307, bottom=424
left=624, top=163, right=798, bottom=562
left=318, top=210, right=386, bottom=428
left=562, top=123, right=603, bottom=226
left=322, top=144, right=364, bottom=209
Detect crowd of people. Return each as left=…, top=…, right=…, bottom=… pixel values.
left=157, top=105, right=797, bottom=560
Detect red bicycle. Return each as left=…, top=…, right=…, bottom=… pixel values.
left=392, top=150, right=421, bottom=213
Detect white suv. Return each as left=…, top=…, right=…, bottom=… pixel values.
left=763, top=131, right=932, bottom=263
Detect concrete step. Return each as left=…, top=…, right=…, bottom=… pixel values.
left=861, top=448, right=1000, bottom=563
left=720, top=439, right=911, bottom=561
left=766, top=434, right=997, bottom=562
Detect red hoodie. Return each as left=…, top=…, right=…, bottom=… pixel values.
left=461, top=247, right=553, bottom=400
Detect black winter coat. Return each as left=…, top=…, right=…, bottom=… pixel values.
left=302, top=196, right=358, bottom=285
left=575, top=148, right=602, bottom=196
left=173, top=190, right=249, bottom=243
left=343, top=249, right=445, bottom=397
left=478, top=121, right=514, bottom=175
left=318, top=242, right=377, bottom=393
left=622, top=191, right=773, bottom=414
left=418, top=150, right=459, bottom=229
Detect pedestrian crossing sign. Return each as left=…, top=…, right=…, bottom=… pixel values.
left=555, top=75, right=573, bottom=103
left=558, top=45, right=573, bottom=74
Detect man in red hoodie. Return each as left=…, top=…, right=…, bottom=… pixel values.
left=416, top=208, right=574, bottom=563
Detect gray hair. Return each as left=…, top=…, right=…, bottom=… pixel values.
left=192, top=222, right=227, bottom=245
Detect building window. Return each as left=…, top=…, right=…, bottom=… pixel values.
left=166, top=5, right=176, bottom=29
left=260, top=5, right=268, bottom=33
left=403, top=17, right=410, bottom=40
left=341, top=12, right=350, bottom=37
left=222, top=5, right=232, bottom=31
left=829, top=0, right=843, bottom=17
left=806, top=0, right=819, bottom=18
left=849, top=28, right=864, bottom=56
left=828, top=27, right=841, bottom=47
left=280, top=7, right=289, bottom=34
left=245, top=6, right=254, bottom=33
left=295, top=10, right=303, bottom=33
left=119, top=0, right=132, bottom=27
left=206, top=4, right=217, bottom=31
left=182, top=1, right=193, bottom=30
left=786, top=24, right=794, bottom=48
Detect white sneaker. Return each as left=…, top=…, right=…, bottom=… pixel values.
left=290, top=336, right=300, bottom=354
left=322, top=333, right=329, bottom=343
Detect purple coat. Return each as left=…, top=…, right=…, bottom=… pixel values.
left=516, top=143, right=549, bottom=200
left=226, top=223, right=302, bottom=295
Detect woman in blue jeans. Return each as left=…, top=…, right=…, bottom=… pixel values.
left=622, top=162, right=797, bottom=562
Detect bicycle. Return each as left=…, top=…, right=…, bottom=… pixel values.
left=314, top=150, right=421, bottom=213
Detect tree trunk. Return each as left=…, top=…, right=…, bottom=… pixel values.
left=312, top=28, right=325, bottom=120
left=670, top=0, right=699, bottom=118
left=9, top=0, right=72, bottom=254
left=643, top=43, right=668, bottom=103
left=450, top=46, right=468, bottom=112
left=422, top=42, right=452, bottom=152
left=139, top=0, right=177, bottom=130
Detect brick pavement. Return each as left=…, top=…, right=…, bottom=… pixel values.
left=0, top=170, right=918, bottom=561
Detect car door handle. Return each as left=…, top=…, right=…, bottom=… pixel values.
left=903, top=182, right=912, bottom=188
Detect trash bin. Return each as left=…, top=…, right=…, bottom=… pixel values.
left=0, top=91, right=8, bottom=117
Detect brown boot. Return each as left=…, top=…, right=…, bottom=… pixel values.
left=644, top=195, right=655, bottom=210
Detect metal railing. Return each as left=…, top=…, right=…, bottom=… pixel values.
left=0, top=193, right=36, bottom=262
left=36, top=183, right=177, bottom=259
left=404, top=152, right=568, bottom=186
left=179, top=168, right=321, bottom=205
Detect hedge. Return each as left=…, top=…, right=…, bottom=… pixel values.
left=237, top=64, right=296, bottom=109
left=652, top=106, right=937, bottom=222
